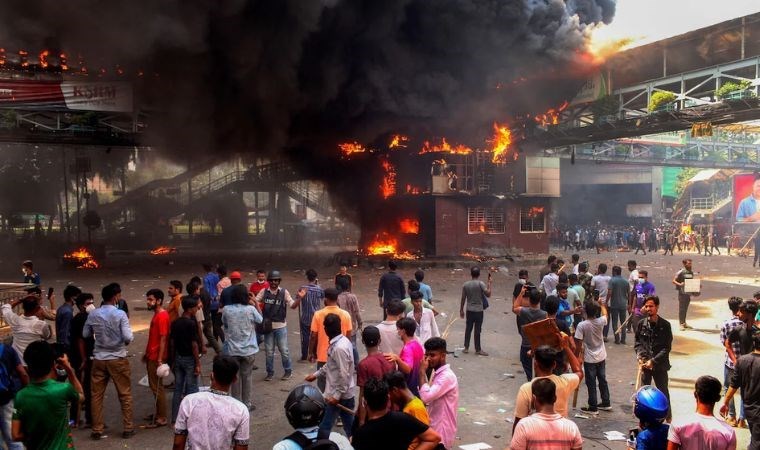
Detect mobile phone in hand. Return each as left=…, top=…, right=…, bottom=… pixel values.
left=47, top=287, right=54, bottom=299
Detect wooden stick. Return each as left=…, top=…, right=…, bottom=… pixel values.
left=615, top=314, right=633, bottom=335
left=737, top=224, right=760, bottom=255
left=634, top=364, right=643, bottom=392
left=334, top=401, right=356, bottom=416
left=441, top=315, right=459, bottom=339
left=572, top=386, right=579, bottom=408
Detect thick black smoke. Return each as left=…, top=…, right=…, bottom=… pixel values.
left=0, top=0, right=615, bottom=225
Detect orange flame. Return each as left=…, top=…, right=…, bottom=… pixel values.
left=38, top=50, right=49, bottom=68
left=489, top=123, right=513, bottom=164
left=527, top=206, right=545, bottom=217
left=389, top=134, right=409, bottom=149
left=366, top=233, right=418, bottom=259
left=534, top=101, right=569, bottom=126
left=585, top=32, right=637, bottom=65
left=63, top=248, right=99, bottom=269
left=380, top=158, right=397, bottom=199
left=339, top=141, right=366, bottom=156
left=150, top=246, right=177, bottom=255
left=405, top=184, right=422, bottom=195
left=399, top=218, right=420, bottom=234
left=419, top=138, right=472, bottom=155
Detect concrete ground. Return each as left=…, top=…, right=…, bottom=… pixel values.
left=0, top=245, right=754, bottom=449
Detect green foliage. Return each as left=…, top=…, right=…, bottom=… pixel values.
left=716, top=80, right=752, bottom=99
left=674, top=168, right=701, bottom=197
left=648, top=91, right=676, bottom=112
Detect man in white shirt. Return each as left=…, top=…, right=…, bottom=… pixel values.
left=668, top=375, right=736, bottom=450
left=1, top=296, right=52, bottom=364
left=540, top=263, right=560, bottom=295
left=173, top=356, right=250, bottom=450
left=512, top=340, right=583, bottom=433
left=590, top=264, right=611, bottom=300
left=376, top=300, right=404, bottom=355
left=574, top=300, right=610, bottom=413
left=510, top=378, right=582, bottom=450
left=305, top=313, right=356, bottom=438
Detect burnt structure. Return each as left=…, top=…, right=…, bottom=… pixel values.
left=357, top=150, right=553, bottom=257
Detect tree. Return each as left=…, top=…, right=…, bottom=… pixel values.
left=648, top=91, right=676, bottom=112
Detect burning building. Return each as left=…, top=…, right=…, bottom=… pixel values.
left=350, top=133, right=556, bottom=257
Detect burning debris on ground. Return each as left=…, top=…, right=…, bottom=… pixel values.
left=62, top=248, right=99, bottom=269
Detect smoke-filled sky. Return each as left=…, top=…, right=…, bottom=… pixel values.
left=0, top=0, right=618, bottom=224
left=593, top=0, right=760, bottom=48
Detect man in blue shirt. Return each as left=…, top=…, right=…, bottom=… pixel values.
left=414, top=270, right=434, bottom=303
left=294, top=269, right=324, bottom=362
left=202, top=264, right=219, bottom=301
left=83, top=283, right=134, bottom=440
left=736, top=175, right=760, bottom=222
left=55, top=285, right=81, bottom=352
left=21, top=261, right=40, bottom=286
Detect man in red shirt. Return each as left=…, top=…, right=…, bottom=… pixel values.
left=144, top=288, right=169, bottom=427
left=356, top=326, right=395, bottom=426
left=249, top=269, right=269, bottom=300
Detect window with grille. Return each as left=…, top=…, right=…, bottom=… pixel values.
left=467, top=207, right=505, bottom=234
left=520, top=206, right=546, bottom=233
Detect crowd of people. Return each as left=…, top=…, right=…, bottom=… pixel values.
left=1, top=260, right=461, bottom=450
left=510, top=253, right=760, bottom=449
left=550, top=225, right=728, bottom=256
left=1, top=256, right=759, bottom=449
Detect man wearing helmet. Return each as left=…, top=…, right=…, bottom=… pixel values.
left=631, top=385, right=669, bottom=449
left=254, top=270, right=296, bottom=382
left=274, top=384, right=352, bottom=450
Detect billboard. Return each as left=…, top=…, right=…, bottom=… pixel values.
left=734, top=173, right=760, bottom=223
left=0, top=80, right=132, bottom=112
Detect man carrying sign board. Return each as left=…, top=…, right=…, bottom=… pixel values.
left=672, top=259, right=698, bottom=331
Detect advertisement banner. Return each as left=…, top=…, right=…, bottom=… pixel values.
left=0, top=80, right=132, bottom=112
left=734, top=173, right=760, bottom=223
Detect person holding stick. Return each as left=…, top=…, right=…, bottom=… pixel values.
left=305, top=313, right=355, bottom=438
left=634, top=295, right=673, bottom=419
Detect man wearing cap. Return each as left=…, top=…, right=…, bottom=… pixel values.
left=254, top=270, right=296, bottom=381
left=220, top=271, right=245, bottom=308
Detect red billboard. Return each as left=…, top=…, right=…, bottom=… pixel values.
left=734, top=173, right=760, bottom=223
left=0, top=80, right=132, bottom=112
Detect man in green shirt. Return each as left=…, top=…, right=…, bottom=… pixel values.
left=12, top=341, right=84, bottom=450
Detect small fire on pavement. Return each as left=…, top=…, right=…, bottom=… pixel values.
left=63, top=248, right=99, bottom=269
left=150, top=246, right=177, bottom=255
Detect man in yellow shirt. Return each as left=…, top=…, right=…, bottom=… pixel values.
left=386, top=370, right=429, bottom=450
left=309, top=288, right=352, bottom=390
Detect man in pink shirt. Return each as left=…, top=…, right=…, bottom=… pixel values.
left=668, top=375, right=736, bottom=450
left=510, top=378, right=582, bottom=450
left=418, top=337, right=458, bottom=449
left=385, top=318, right=424, bottom=396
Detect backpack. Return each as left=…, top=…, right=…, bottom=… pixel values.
left=0, top=346, right=14, bottom=405
left=285, top=429, right=340, bottom=450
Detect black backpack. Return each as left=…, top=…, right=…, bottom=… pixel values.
left=285, top=429, right=340, bottom=450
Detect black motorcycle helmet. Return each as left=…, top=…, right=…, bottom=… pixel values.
left=268, top=270, right=282, bottom=281
left=285, top=384, right=326, bottom=428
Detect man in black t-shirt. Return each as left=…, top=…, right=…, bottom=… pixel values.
left=722, top=329, right=760, bottom=449
left=70, top=293, right=95, bottom=427
left=353, top=378, right=440, bottom=450
left=169, top=297, right=201, bottom=424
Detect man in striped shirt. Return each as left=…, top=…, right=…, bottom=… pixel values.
left=294, top=269, right=324, bottom=362
left=510, top=378, right=582, bottom=450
